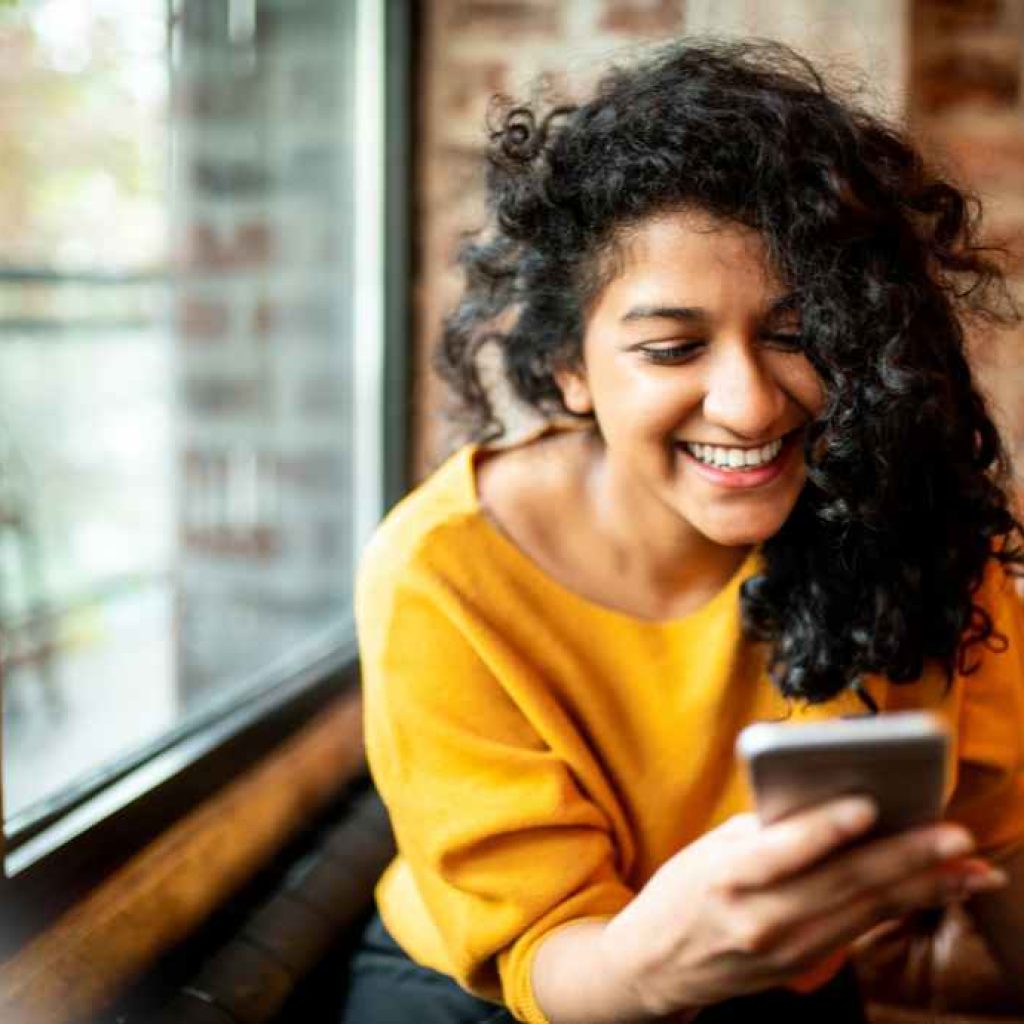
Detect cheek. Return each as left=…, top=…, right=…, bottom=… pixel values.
left=591, top=363, right=699, bottom=437
left=787, top=359, right=826, bottom=415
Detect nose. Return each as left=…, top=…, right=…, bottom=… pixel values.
left=701, top=342, right=786, bottom=440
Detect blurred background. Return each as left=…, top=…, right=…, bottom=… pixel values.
left=0, top=0, right=365, bottom=832
left=413, top=0, right=1024, bottom=471
left=1, top=0, right=1022, bottom=872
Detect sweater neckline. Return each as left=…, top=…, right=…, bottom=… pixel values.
left=455, top=433, right=763, bottom=631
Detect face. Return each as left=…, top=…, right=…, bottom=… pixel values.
left=558, top=209, right=825, bottom=552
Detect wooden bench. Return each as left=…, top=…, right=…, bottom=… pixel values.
left=2, top=688, right=1021, bottom=1024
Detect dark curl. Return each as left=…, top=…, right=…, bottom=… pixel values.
left=435, top=39, right=1024, bottom=704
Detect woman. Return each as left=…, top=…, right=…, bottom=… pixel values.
left=343, top=40, right=1024, bottom=1024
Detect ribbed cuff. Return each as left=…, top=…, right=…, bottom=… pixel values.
left=509, top=915, right=618, bottom=1024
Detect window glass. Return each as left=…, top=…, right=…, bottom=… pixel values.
left=1, top=0, right=365, bottom=830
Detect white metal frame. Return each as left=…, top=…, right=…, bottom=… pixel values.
left=351, top=0, right=387, bottom=557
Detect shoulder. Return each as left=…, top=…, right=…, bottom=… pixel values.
left=476, top=426, right=592, bottom=556
left=357, top=443, right=479, bottom=607
left=355, top=432, right=580, bottom=614
left=944, top=556, right=1024, bottom=851
left=958, top=556, right=1024, bottom=686
left=356, top=426, right=593, bottom=635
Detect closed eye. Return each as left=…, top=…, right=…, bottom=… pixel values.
left=762, top=332, right=804, bottom=352
left=638, top=341, right=704, bottom=365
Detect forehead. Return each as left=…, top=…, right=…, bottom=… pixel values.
left=602, top=209, right=784, bottom=309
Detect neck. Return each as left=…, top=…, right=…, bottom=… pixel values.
left=583, top=432, right=753, bottom=606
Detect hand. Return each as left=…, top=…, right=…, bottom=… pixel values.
left=599, top=797, right=1007, bottom=1018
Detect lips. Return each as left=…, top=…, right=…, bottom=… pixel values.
left=683, top=436, right=784, bottom=471
left=674, top=429, right=802, bottom=490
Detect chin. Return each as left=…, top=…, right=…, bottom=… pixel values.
left=699, top=516, right=787, bottom=548
left=708, top=530, right=774, bottom=548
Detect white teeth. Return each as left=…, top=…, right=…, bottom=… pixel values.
left=682, top=437, right=784, bottom=470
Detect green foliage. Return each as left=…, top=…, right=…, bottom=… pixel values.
left=0, top=0, right=168, bottom=272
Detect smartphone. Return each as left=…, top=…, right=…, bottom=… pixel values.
left=736, top=712, right=951, bottom=837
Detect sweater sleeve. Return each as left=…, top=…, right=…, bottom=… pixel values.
left=356, top=540, right=635, bottom=1023
left=946, top=559, right=1024, bottom=856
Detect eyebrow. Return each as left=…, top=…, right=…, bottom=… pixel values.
left=620, top=293, right=800, bottom=325
left=620, top=305, right=705, bottom=324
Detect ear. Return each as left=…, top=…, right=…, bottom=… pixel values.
left=554, top=366, right=593, bottom=415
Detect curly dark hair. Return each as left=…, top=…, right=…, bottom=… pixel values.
left=435, top=38, right=1024, bottom=705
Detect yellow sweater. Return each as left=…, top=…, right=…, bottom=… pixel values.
left=357, top=441, right=1024, bottom=1024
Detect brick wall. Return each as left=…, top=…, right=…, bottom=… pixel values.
left=911, top=0, right=1024, bottom=478
left=172, top=0, right=356, bottom=697
left=413, top=0, right=691, bottom=475
left=412, top=0, right=907, bottom=476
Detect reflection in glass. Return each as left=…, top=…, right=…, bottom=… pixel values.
left=1, top=0, right=360, bottom=828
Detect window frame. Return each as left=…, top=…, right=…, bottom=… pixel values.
left=0, top=0, right=412, bottom=957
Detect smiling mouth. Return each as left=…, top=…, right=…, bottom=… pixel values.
left=676, top=431, right=798, bottom=472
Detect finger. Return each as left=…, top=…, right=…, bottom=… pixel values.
left=761, top=823, right=975, bottom=921
left=684, top=813, right=759, bottom=862
left=716, top=813, right=761, bottom=838
left=725, top=796, right=877, bottom=890
left=773, top=858, right=1007, bottom=973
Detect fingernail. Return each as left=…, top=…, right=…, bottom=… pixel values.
left=835, top=797, right=877, bottom=832
left=958, top=857, right=995, bottom=875
left=964, top=868, right=1008, bottom=893
left=936, top=830, right=975, bottom=859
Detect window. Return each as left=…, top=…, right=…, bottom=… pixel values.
left=0, top=0, right=407, bottom=938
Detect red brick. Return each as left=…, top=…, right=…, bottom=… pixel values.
left=445, top=0, right=561, bottom=36
left=180, top=296, right=230, bottom=340
left=914, top=44, right=1020, bottom=113
left=428, top=145, right=486, bottom=224
left=183, top=222, right=276, bottom=271
left=936, top=124, right=1024, bottom=191
left=235, top=223, right=274, bottom=264
left=442, top=62, right=508, bottom=119
left=181, top=525, right=282, bottom=560
left=915, top=0, right=1005, bottom=32
left=599, top=0, right=684, bottom=35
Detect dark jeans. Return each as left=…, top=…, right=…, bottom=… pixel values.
left=339, top=912, right=868, bottom=1024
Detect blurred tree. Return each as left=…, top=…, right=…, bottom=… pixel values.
left=0, top=0, right=167, bottom=273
